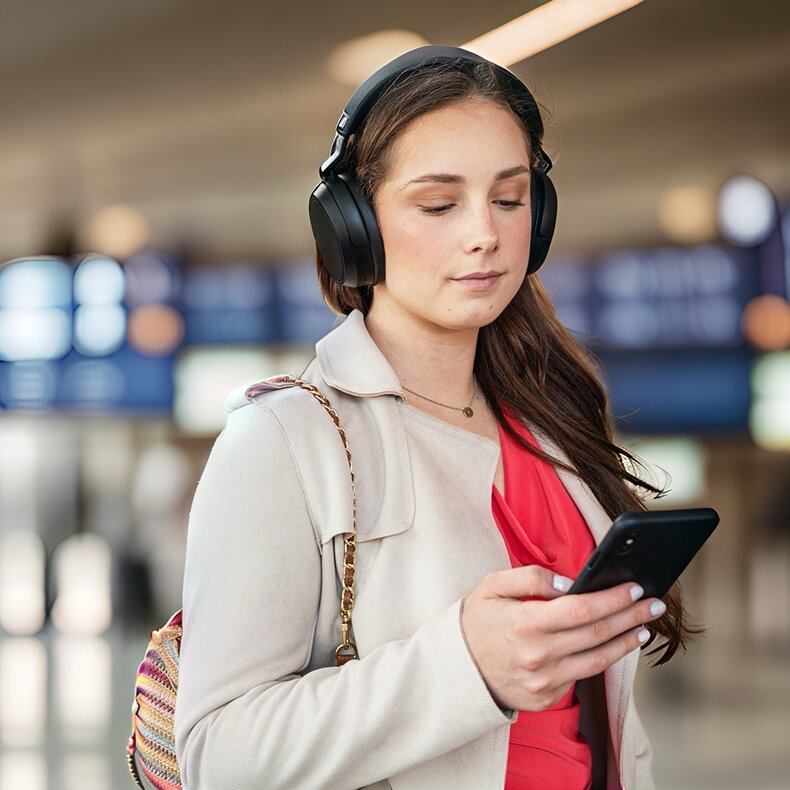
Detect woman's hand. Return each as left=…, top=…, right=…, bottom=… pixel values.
left=460, top=565, right=666, bottom=712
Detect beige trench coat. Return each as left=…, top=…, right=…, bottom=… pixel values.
left=174, top=309, right=655, bottom=790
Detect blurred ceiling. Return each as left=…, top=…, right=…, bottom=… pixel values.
left=1, top=0, right=788, bottom=263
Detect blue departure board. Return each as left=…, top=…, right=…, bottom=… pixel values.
left=540, top=245, right=760, bottom=350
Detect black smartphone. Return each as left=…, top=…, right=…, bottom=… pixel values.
left=567, top=507, right=719, bottom=599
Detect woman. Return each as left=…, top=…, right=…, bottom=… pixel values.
left=174, top=47, right=692, bottom=789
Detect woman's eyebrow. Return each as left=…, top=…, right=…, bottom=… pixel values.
left=399, top=164, right=530, bottom=190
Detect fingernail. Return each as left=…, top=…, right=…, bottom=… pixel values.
left=650, top=600, right=667, bottom=617
left=630, top=584, right=644, bottom=602
left=553, top=574, right=572, bottom=592
left=638, top=628, right=650, bottom=643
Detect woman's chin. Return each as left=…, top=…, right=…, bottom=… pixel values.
left=373, top=291, right=510, bottom=334
left=425, top=300, right=509, bottom=332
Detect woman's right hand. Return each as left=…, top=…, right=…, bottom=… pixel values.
left=460, top=565, right=666, bottom=712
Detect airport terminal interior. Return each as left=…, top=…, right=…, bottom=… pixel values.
left=1, top=1, right=789, bottom=787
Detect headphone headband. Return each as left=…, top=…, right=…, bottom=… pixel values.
left=320, top=45, right=552, bottom=178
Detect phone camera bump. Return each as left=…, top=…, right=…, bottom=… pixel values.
left=616, top=532, right=638, bottom=555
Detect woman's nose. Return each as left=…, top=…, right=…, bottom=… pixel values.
left=464, top=206, right=500, bottom=254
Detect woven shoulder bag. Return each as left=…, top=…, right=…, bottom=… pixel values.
left=126, top=375, right=360, bottom=789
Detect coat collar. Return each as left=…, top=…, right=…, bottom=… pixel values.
left=315, top=309, right=405, bottom=398
left=314, top=308, right=614, bottom=547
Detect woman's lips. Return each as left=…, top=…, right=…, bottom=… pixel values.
left=452, top=273, right=503, bottom=291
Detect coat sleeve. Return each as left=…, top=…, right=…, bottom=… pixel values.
left=173, top=399, right=516, bottom=790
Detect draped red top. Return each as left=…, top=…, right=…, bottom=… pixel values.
left=490, top=404, right=596, bottom=790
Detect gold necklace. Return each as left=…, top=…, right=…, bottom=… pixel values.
left=402, top=378, right=477, bottom=418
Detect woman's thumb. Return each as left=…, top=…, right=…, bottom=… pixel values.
left=488, top=565, right=572, bottom=600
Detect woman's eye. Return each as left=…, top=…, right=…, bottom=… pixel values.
left=418, top=200, right=526, bottom=215
left=419, top=204, right=454, bottom=214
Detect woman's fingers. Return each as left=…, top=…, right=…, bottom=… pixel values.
left=551, top=597, right=666, bottom=656
left=554, top=625, right=651, bottom=685
left=538, top=582, right=647, bottom=633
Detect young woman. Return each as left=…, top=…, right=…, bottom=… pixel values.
left=174, top=47, right=692, bottom=789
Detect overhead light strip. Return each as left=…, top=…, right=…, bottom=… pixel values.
left=462, top=0, right=645, bottom=66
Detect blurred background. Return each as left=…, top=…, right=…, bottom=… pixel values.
left=1, top=0, right=789, bottom=787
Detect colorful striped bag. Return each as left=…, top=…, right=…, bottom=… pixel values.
left=125, top=610, right=183, bottom=789
left=125, top=375, right=359, bottom=788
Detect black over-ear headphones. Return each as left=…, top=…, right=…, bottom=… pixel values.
left=309, top=45, right=557, bottom=287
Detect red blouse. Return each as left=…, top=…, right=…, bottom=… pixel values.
left=491, top=404, right=596, bottom=790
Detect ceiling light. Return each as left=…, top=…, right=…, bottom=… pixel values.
left=328, top=30, right=430, bottom=86
left=657, top=186, right=717, bottom=244
left=80, top=204, right=150, bottom=260
left=462, top=0, right=645, bottom=66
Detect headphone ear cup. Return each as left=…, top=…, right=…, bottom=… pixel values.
left=308, top=172, right=385, bottom=287
left=527, top=171, right=557, bottom=274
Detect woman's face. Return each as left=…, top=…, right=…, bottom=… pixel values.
left=370, top=96, right=534, bottom=333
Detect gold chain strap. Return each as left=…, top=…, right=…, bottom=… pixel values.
left=272, top=375, right=359, bottom=666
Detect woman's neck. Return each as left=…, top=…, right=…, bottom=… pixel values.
left=363, top=301, right=478, bottom=406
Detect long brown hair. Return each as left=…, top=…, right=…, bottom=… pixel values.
left=315, top=57, right=698, bottom=665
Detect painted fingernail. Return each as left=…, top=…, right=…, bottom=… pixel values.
left=638, top=628, right=650, bottom=643
left=553, top=574, right=572, bottom=592
left=630, top=584, right=644, bottom=602
left=650, top=600, right=667, bottom=617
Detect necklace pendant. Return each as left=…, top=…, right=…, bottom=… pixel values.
left=462, top=407, right=474, bottom=418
